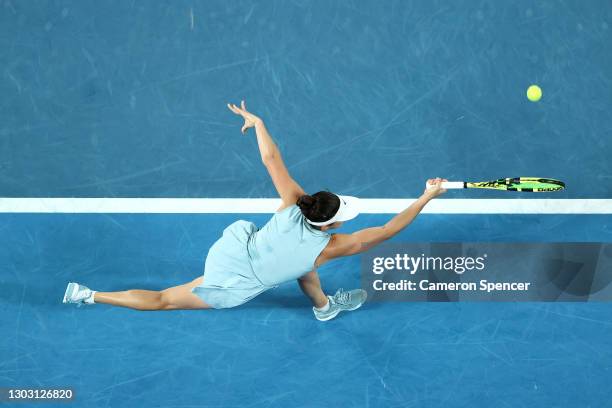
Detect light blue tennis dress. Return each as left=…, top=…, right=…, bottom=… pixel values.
left=191, top=205, right=331, bottom=308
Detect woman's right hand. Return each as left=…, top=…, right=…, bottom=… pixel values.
left=423, top=178, right=447, bottom=199
left=227, top=100, right=262, bottom=134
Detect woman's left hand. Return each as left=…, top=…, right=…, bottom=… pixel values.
left=227, top=100, right=262, bottom=134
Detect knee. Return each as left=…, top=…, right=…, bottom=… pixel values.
left=125, top=289, right=169, bottom=311
left=159, top=290, right=176, bottom=310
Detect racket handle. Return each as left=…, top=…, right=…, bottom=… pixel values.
left=425, top=181, right=465, bottom=190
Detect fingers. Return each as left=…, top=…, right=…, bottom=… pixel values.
left=227, top=103, right=245, bottom=115
left=227, top=103, right=240, bottom=114
left=227, top=101, right=248, bottom=114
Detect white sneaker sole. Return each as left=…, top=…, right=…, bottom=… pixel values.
left=62, top=282, right=76, bottom=303
left=315, top=301, right=365, bottom=322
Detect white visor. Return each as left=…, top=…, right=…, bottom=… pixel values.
left=305, top=194, right=360, bottom=226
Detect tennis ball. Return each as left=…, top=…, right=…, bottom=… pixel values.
left=527, top=85, right=542, bottom=102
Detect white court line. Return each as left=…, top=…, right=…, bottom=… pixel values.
left=0, top=198, right=610, bottom=214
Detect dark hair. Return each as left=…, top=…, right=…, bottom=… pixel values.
left=296, top=191, right=340, bottom=226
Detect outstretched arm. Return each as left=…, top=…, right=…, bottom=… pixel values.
left=319, top=178, right=447, bottom=262
left=253, top=120, right=305, bottom=210
left=227, top=101, right=304, bottom=210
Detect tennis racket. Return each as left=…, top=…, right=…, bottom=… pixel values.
left=425, top=177, right=565, bottom=192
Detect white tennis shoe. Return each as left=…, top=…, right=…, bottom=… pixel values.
left=62, top=282, right=95, bottom=306
left=313, top=288, right=367, bottom=321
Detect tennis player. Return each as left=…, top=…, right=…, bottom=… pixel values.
left=63, top=101, right=446, bottom=321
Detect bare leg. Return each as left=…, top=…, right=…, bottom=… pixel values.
left=94, top=277, right=210, bottom=311
left=298, top=270, right=328, bottom=308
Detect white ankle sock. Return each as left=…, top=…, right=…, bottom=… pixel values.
left=84, top=290, right=97, bottom=304
left=314, top=299, right=330, bottom=312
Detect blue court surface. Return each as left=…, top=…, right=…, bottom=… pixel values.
left=2, top=1, right=612, bottom=407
